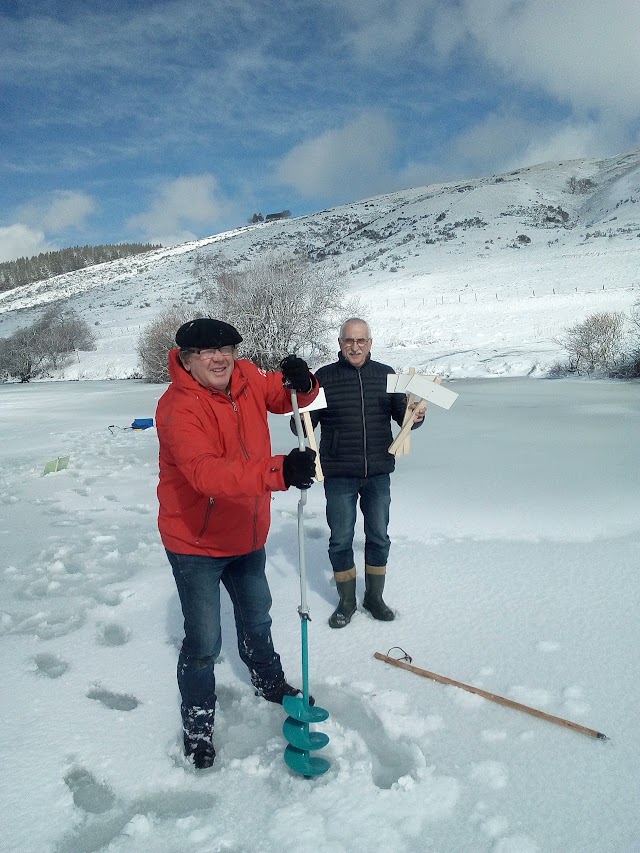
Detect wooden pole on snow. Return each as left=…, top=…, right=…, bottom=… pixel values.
left=374, top=653, right=608, bottom=741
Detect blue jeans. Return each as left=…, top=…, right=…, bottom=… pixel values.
left=323, top=474, right=391, bottom=572
left=166, top=547, right=284, bottom=734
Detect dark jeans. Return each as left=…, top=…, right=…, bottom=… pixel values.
left=323, top=474, right=391, bottom=572
left=166, top=547, right=284, bottom=734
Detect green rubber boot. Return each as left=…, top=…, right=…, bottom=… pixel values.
left=328, top=568, right=357, bottom=629
left=362, top=567, right=395, bottom=621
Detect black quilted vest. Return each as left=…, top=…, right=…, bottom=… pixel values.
left=310, top=353, right=407, bottom=479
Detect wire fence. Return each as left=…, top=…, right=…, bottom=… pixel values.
left=381, top=282, right=639, bottom=307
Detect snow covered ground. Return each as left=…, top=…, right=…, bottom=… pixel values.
left=1, top=377, right=639, bottom=853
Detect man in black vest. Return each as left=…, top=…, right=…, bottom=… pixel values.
left=303, top=318, right=424, bottom=627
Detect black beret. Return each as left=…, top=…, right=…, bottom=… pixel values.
left=175, top=318, right=243, bottom=349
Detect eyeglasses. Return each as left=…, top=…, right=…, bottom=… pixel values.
left=341, top=338, right=370, bottom=347
left=185, top=346, right=235, bottom=357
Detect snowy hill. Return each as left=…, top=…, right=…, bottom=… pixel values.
left=1, top=148, right=639, bottom=379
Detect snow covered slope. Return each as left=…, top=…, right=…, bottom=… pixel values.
left=1, top=148, right=639, bottom=379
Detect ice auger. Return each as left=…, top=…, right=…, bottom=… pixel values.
left=282, top=388, right=330, bottom=777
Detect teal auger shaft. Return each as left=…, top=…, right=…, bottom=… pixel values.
left=301, top=616, right=310, bottom=704
left=282, top=385, right=330, bottom=776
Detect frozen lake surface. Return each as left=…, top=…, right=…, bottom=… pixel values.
left=0, top=377, right=638, bottom=853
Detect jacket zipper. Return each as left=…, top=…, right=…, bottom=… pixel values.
left=357, top=369, right=368, bottom=478
left=231, top=399, right=258, bottom=549
left=231, top=400, right=250, bottom=460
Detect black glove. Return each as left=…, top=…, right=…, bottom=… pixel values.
left=280, top=354, right=313, bottom=393
left=283, top=447, right=316, bottom=490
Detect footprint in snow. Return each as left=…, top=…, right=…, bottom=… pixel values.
left=17, top=609, right=86, bottom=640
left=64, top=766, right=116, bottom=814
left=87, top=686, right=140, bottom=711
left=32, top=652, right=70, bottom=678
left=56, top=780, right=215, bottom=853
left=94, top=588, right=125, bottom=607
left=96, top=621, right=131, bottom=646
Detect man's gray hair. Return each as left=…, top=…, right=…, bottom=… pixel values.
left=339, top=317, right=371, bottom=339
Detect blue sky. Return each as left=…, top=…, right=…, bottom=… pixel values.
left=1, top=0, right=639, bottom=262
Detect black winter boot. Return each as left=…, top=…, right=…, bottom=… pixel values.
left=362, top=569, right=395, bottom=621
left=184, top=728, right=216, bottom=769
left=182, top=705, right=216, bottom=769
left=328, top=568, right=357, bottom=629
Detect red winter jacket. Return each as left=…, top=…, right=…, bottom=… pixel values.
left=156, top=349, right=318, bottom=557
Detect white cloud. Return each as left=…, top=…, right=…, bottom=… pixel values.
left=450, top=111, right=625, bottom=173
left=44, top=191, right=96, bottom=231
left=461, top=0, right=640, bottom=117
left=127, top=175, right=228, bottom=246
left=336, top=0, right=438, bottom=62
left=452, top=113, right=539, bottom=168
left=275, top=112, right=398, bottom=201
left=394, top=110, right=630, bottom=191
left=0, top=191, right=97, bottom=262
left=0, top=224, right=49, bottom=263
left=505, top=122, right=624, bottom=172
left=19, top=191, right=97, bottom=233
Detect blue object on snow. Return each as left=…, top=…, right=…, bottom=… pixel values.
left=131, top=418, right=154, bottom=430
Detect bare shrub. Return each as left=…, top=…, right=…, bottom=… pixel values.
left=629, top=299, right=640, bottom=336
left=0, top=305, right=96, bottom=382
left=35, top=305, right=97, bottom=368
left=198, top=253, right=350, bottom=370
left=137, top=306, right=193, bottom=383
left=556, top=311, right=626, bottom=375
left=0, top=324, right=48, bottom=382
left=610, top=300, right=640, bottom=377
left=609, top=349, right=640, bottom=378
left=138, top=253, right=355, bottom=381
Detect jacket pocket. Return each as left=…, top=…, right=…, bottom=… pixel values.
left=322, top=428, right=339, bottom=456
left=198, top=498, right=214, bottom=537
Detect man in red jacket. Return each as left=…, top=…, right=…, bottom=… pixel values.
left=156, top=318, right=318, bottom=769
